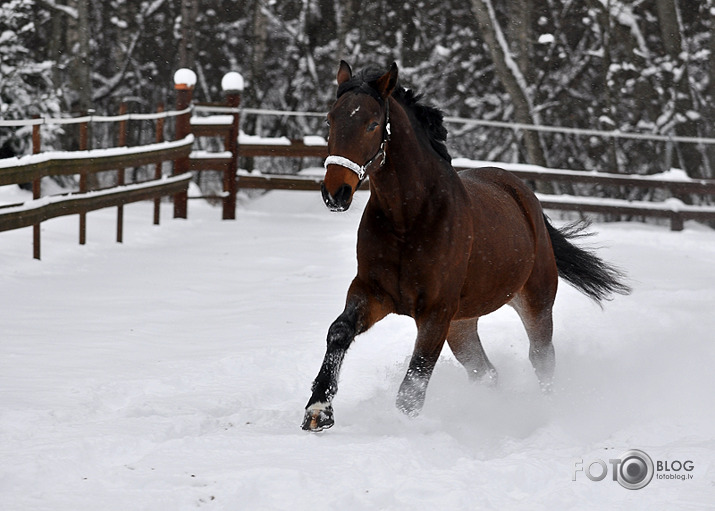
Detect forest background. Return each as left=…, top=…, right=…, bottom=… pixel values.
left=1, top=0, right=714, bottom=181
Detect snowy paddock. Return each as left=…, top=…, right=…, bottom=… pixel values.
left=1, top=186, right=713, bottom=510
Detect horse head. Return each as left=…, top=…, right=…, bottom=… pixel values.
left=321, top=60, right=397, bottom=211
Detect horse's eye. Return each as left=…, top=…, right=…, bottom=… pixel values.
left=367, top=122, right=379, bottom=133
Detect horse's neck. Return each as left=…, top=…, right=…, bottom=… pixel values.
left=368, top=102, right=447, bottom=231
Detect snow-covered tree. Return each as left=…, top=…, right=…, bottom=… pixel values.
left=0, top=0, right=62, bottom=156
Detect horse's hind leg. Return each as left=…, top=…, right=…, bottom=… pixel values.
left=446, top=318, right=498, bottom=386
left=511, top=290, right=556, bottom=392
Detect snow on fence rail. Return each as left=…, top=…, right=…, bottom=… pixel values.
left=0, top=174, right=191, bottom=233
left=0, top=136, right=193, bottom=185
left=0, top=106, right=194, bottom=128
left=233, top=151, right=715, bottom=231
left=453, top=160, right=715, bottom=231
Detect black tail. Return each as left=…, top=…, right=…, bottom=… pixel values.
left=544, top=216, right=631, bottom=303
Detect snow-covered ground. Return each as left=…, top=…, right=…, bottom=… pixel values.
left=1, top=184, right=713, bottom=510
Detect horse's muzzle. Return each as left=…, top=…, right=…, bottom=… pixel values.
left=321, top=182, right=353, bottom=212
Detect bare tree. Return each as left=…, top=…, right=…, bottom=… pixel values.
left=178, top=0, right=199, bottom=69
left=469, top=0, right=549, bottom=171
left=655, top=0, right=710, bottom=178
left=505, top=0, right=534, bottom=84
left=707, top=0, right=715, bottom=176
left=335, top=0, right=357, bottom=61
left=70, top=0, right=92, bottom=114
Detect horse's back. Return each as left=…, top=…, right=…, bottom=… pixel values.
left=458, top=166, right=540, bottom=210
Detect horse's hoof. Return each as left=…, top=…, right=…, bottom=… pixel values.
left=301, top=404, right=334, bottom=432
left=471, top=368, right=498, bottom=387
left=539, top=380, right=554, bottom=395
left=395, top=393, right=423, bottom=418
left=396, top=402, right=421, bottom=418
left=484, top=370, right=499, bottom=387
left=396, top=380, right=426, bottom=418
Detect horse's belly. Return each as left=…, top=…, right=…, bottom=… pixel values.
left=456, top=238, right=535, bottom=318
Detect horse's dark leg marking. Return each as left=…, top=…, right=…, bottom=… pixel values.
left=396, top=312, right=451, bottom=417
left=446, top=318, right=498, bottom=386
left=301, top=308, right=356, bottom=431
left=302, top=279, right=389, bottom=431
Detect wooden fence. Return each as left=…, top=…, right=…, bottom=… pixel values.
left=0, top=70, right=241, bottom=259
left=233, top=156, right=715, bottom=231
left=3, top=68, right=715, bottom=261
left=0, top=108, right=194, bottom=259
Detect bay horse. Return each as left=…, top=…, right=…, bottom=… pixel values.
left=302, top=61, right=630, bottom=431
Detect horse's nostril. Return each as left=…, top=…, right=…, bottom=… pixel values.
left=321, top=182, right=353, bottom=211
left=334, top=184, right=352, bottom=205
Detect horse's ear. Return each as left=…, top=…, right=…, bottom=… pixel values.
left=376, top=62, right=398, bottom=99
left=337, top=60, right=352, bottom=85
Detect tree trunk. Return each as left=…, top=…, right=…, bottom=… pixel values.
left=336, top=0, right=356, bottom=61
left=707, top=0, right=715, bottom=177
left=589, top=0, right=620, bottom=173
left=178, top=0, right=199, bottom=70
left=71, top=0, right=92, bottom=114
left=654, top=0, right=710, bottom=178
left=506, top=0, right=533, bottom=84
left=469, top=0, right=549, bottom=172
left=243, top=1, right=268, bottom=172
left=251, top=1, right=267, bottom=101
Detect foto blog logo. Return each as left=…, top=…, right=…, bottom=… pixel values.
left=574, top=449, right=654, bottom=490
left=573, top=449, right=695, bottom=490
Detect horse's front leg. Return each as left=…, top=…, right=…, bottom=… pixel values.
left=396, top=311, right=452, bottom=417
left=302, top=279, right=389, bottom=431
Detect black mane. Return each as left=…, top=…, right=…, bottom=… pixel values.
left=337, top=67, right=451, bottom=162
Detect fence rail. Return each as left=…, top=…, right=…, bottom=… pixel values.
left=0, top=106, right=192, bottom=127
left=0, top=136, right=192, bottom=186
left=233, top=156, right=715, bottom=231
left=0, top=174, right=191, bottom=232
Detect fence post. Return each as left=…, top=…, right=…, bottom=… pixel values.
left=221, top=72, right=244, bottom=220
left=117, top=102, right=128, bottom=242
left=154, top=103, right=165, bottom=225
left=173, top=69, right=196, bottom=219
left=670, top=213, right=684, bottom=231
left=32, top=117, right=41, bottom=260
left=78, top=111, right=91, bottom=245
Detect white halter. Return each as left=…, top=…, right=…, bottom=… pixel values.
left=323, top=155, right=369, bottom=180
